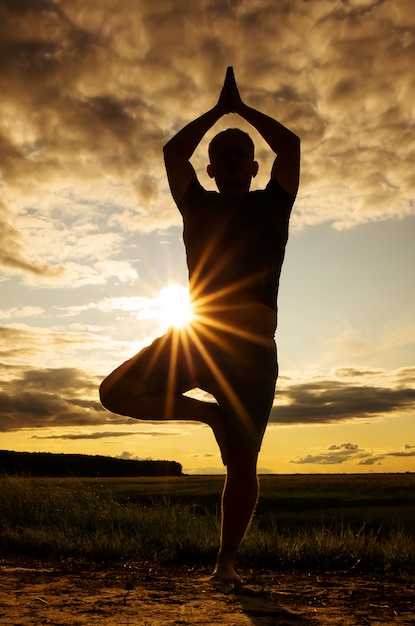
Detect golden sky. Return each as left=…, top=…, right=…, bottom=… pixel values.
left=1, top=0, right=414, bottom=473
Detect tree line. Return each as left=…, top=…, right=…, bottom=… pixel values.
left=0, top=450, right=183, bottom=477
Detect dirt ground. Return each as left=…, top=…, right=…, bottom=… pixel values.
left=1, top=556, right=414, bottom=626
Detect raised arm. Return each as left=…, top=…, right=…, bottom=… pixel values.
left=227, top=67, right=300, bottom=197
left=163, top=69, right=233, bottom=205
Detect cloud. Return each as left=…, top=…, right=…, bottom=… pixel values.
left=0, top=306, right=45, bottom=321
left=1, top=0, right=414, bottom=282
left=31, top=430, right=137, bottom=440
left=0, top=356, right=190, bottom=434
left=357, top=456, right=385, bottom=466
left=387, top=447, right=415, bottom=458
left=290, top=441, right=415, bottom=467
left=0, top=324, right=108, bottom=364
left=116, top=451, right=153, bottom=462
left=188, top=452, right=216, bottom=459
left=291, top=442, right=370, bottom=466
left=0, top=365, right=111, bottom=432
left=0, top=202, right=64, bottom=278
left=270, top=367, right=415, bottom=425
left=1, top=358, right=414, bottom=435
left=31, top=429, right=181, bottom=440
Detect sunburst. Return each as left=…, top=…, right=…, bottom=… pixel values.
left=157, top=284, right=193, bottom=329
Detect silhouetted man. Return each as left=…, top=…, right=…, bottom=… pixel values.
left=100, top=67, right=300, bottom=582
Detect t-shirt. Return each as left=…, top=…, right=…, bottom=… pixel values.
left=178, top=178, right=295, bottom=317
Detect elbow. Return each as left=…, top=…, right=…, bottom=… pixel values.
left=163, top=139, right=178, bottom=157
left=163, top=142, right=174, bottom=166
left=281, top=131, right=300, bottom=158
left=163, top=141, right=179, bottom=165
left=292, top=132, right=301, bottom=149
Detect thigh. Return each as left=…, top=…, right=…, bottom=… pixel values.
left=206, top=339, right=278, bottom=453
left=121, top=327, right=201, bottom=395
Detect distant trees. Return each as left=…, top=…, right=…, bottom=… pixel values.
left=0, top=450, right=182, bottom=477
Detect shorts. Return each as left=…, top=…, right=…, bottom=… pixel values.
left=123, top=321, right=278, bottom=452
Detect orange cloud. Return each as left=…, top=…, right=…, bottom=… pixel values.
left=0, top=0, right=414, bottom=282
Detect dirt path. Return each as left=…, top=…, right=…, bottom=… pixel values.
left=1, top=557, right=414, bottom=625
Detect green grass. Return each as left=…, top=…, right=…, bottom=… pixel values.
left=1, top=474, right=414, bottom=572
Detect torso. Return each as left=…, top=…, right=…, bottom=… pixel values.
left=179, top=179, right=295, bottom=336
left=192, top=298, right=277, bottom=339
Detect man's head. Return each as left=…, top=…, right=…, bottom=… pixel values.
left=207, top=128, right=258, bottom=193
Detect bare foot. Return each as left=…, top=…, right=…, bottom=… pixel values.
left=210, top=561, right=241, bottom=584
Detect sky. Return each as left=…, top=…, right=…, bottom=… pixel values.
left=1, top=0, right=414, bottom=475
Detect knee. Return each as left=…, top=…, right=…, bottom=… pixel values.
left=99, top=378, right=115, bottom=413
left=99, top=375, right=125, bottom=415
left=99, top=367, right=148, bottom=416
left=227, top=447, right=258, bottom=474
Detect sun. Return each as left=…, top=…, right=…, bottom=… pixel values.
left=157, top=284, right=193, bottom=329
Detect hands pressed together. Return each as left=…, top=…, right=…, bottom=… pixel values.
left=216, top=66, right=245, bottom=116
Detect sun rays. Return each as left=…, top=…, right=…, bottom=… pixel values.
left=143, top=285, right=275, bottom=440
left=112, top=261, right=277, bottom=440
left=157, top=284, right=193, bottom=329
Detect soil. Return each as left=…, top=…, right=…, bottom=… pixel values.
left=0, top=556, right=414, bottom=625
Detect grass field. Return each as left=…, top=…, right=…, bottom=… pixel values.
left=1, top=473, right=414, bottom=572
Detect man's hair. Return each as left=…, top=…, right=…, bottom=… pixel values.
left=208, top=128, right=255, bottom=162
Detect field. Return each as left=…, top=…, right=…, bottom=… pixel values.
left=1, top=473, right=415, bottom=624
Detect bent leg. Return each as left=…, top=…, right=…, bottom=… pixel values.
left=211, top=447, right=259, bottom=582
left=99, top=355, right=230, bottom=464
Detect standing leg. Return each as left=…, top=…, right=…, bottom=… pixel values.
left=211, top=447, right=259, bottom=582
